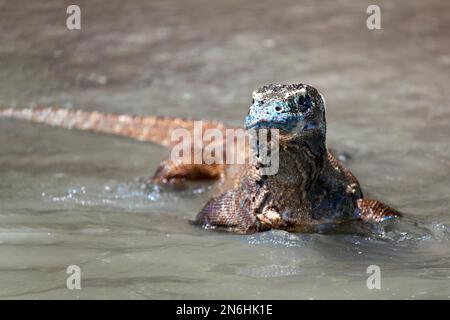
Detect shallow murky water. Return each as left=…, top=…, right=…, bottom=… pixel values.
left=0, top=0, right=449, bottom=299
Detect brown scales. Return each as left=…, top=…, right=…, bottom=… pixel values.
left=0, top=84, right=402, bottom=234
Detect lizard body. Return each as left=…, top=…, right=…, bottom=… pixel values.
left=0, top=83, right=401, bottom=234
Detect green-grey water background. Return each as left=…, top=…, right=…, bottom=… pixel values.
left=0, top=0, right=449, bottom=299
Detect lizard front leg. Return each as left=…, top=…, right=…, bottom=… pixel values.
left=195, top=191, right=260, bottom=233
left=356, top=198, right=402, bottom=223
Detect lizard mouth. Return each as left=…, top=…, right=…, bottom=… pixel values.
left=245, top=119, right=291, bottom=133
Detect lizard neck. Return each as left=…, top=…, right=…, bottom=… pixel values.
left=234, top=133, right=328, bottom=229
left=251, top=133, right=327, bottom=202
left=232, top=131, right=328, bottom=227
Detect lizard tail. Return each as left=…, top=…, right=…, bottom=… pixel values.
left=0, top=107, right=226, bottom=147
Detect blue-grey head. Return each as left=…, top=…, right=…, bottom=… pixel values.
left=244, top=83, right=326, bottom=142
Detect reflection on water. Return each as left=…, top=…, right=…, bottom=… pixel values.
left=1, top=0, right=450, bottom=299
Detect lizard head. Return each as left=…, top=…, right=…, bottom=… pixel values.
left=244, top=83, right=326, bottom=142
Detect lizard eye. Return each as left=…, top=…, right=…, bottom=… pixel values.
left=297, top=95, right=312, bottom=113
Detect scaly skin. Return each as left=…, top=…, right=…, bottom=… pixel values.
left=0, top=83, right=402, bottom=234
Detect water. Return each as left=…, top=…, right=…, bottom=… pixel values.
left=0, top=0, right=449, bottom=299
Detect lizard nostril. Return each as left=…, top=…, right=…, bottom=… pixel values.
left=275, top=106, right=282, bottom=112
